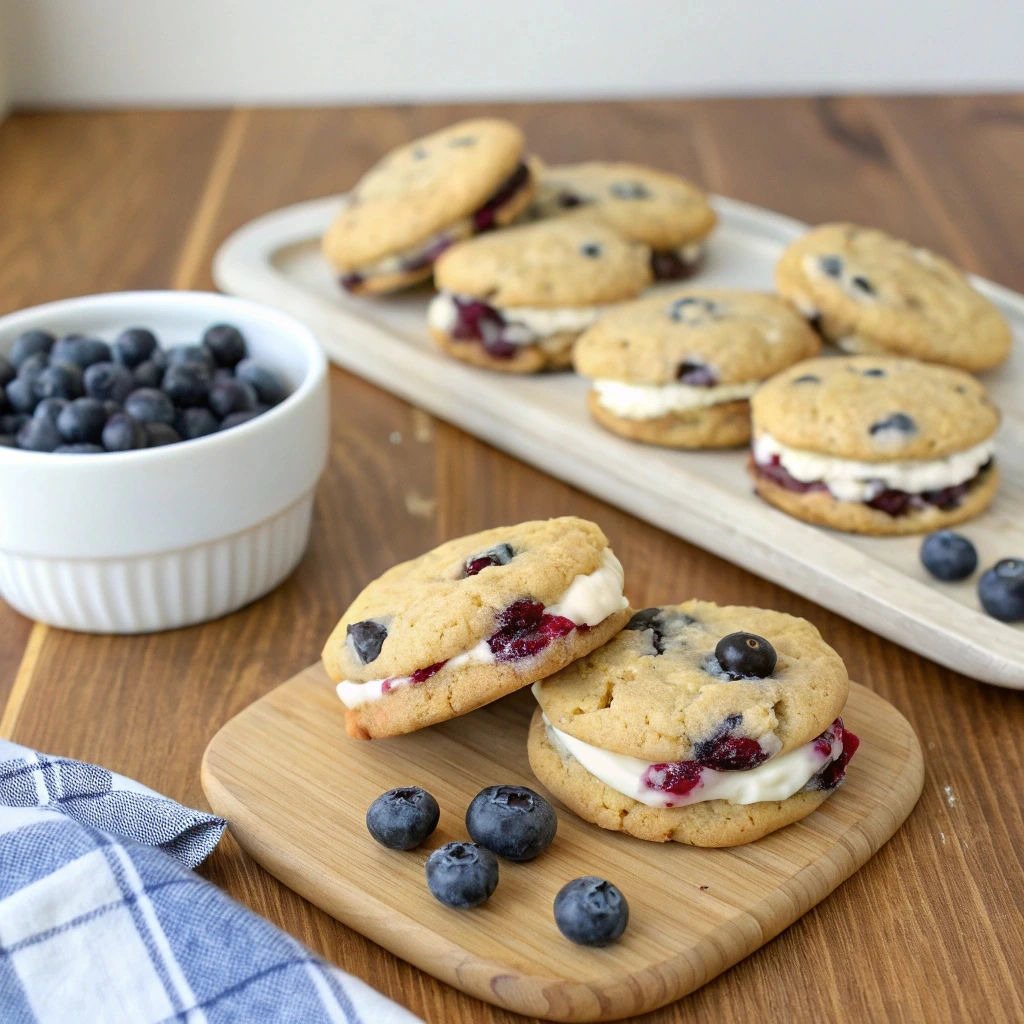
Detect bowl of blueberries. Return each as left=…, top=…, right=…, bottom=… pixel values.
left=0, top=290, right=329, bottom=633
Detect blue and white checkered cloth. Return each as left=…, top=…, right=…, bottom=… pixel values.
left=0, top=739, right=422, bottom=1024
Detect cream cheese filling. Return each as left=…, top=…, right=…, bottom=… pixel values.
left=753, top=432, right=995, bottom=504
left=427, top=291, right=604, bottom=345
left=540, top=709, right=839, bottom=809
left=592, top=379, right=758, bottom=420
left=336, top=549, right=627, bottom=709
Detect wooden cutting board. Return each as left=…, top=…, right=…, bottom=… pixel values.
left=202, top=663, right=923, bottom=1022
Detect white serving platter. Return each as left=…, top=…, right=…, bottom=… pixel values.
left=213, top=194, right=1024, bottom=689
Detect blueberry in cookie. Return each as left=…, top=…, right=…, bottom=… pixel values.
left=775, top=223, right=1011, bottom=371
left=321, top=118, right=537, bottom=296
left=573, top=288, right=820, bottom=448
left=749, top=355, right=999, bottom=535
left=528, top=601, right=857, bottom=847
left=322, top=517, right=632, bottom=739
left=427, top=217, right=652, bottom=373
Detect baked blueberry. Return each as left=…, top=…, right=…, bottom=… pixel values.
left=818, top=255, right=843, bottom=278
left=33, top=397, right=69, bottom=423
left=101, top=413, right=147, bottom=451
left=208, top=377, right=257, bottom=419
left=162, top=363, right=211, bottom=407
left=464, top=543, right=514, bottom=577
left=714, top=632, right=777, bottom=679
left=553, top=877, right=629, bottom=947
left=219, top=410, right=261, bottom=430
left=167, top=344, right=215, bottom=371
left=424, top=842, right=499, bottom=909
left=5, top=376, right=39, bottom=414
left=465, top=785, right=557, bottom=861
left=145, top=422, right=181, bottom=447
left=125, top=387, right=176, bottom=426
left=978, top=559, right=1024, bottom=622
left=112, top=327, right=158, bottom=368
left=580, top=242, right=603, bottom=258
left=176, top=407, right=219, bottom=440
left=609, top=180, right=650, bottom=200
left=693, top=714, right=769, bottom=771
left=347, top=620, right=387, bottom=664
left=365, top=786, right=440, bottom=850
left=52, top=335, right=111, bottom=369
left=84, top=361, right=135, bottom=404
left=792, top=374, right=821, bottom=384
left=55, top=442, right=104, bottom=454
left=16, top=415, right=61, bottom=452
left=676, top=361, right=717, bottom=386
left=851, top=275, right=875, bottom=295
left=235, top=359, right=287, bottom=406
left=10, top=329, right=54, bottom=367
left=57, top=397, right=108, bottom=444
left=33, top=362, right=83, bottom=401
left=625, top=607, right=668, bottom=655
left=202, top=323, right=247, bottom=368
left=869, top=412, right=916, bottom=437
left=0, top=356, right=15, bottom=389
left=920, top=530, right=978, bottom=582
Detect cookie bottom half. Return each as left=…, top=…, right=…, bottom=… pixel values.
left=527, top=710, right=830, bottom=847
left=344, top=605, right=630, bottom=739
left=431, top=328, right=577, bottom=373
left=587, top=391, right=752, bottom=449
left=750, top=460, right=998, bottom=536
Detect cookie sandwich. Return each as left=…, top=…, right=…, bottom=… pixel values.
left=573, top=288, right=820, bottom=448
left=428, top=217, right=652, bottom=372
left=323, top=517, right=631, bottom=739
left=776, top=223, right=1011, bottom=372
left=322, top=118, right=537, bottom=295
left=528, top=601, right=858, bottom=847
left=750, top=356, right=999, bottom=535
left=528, top=162, right=717, bottom=281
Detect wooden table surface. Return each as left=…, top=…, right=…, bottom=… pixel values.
left=1, top=97, right=1022, bottom=1023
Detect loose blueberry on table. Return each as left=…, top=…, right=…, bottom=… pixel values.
left=978, top=558, right=1024, bottom=622
left=365, top=786, right=440, bottom=851
left=553, top=877, right=629, bottom=947
left=920, top=530, right=978, bottom=582
left=465, top=785, right=557, bottom=861
left=1, top=322, right=288, bottom=453
left=425, top=842, right=499, bottom=909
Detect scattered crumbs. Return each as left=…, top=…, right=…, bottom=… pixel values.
left=405, top=492, right=437, bottom=518
left=939, top=832, right=947, bottom=845
left=927, top=741, right=936, bottom=751
left=413, top=408, right=434, bottom=443
left=389, top=431, right=402, bottom=445
left=943, top=785, right=956, bottom=808
left=699, top=885, right=709, bottom=891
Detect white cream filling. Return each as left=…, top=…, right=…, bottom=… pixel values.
left=541, top=709, right=839, bottom=809
left=336, top=549, right=627, bottom=708
left=592, top=379, right=758, bottom=420
left=353, top=219, right=475, bottom=279
left=753, top=432, right=994, bottom=504
left=673, top=242, right=704, bottom=263
left=427, top=291, right=604, bottom=345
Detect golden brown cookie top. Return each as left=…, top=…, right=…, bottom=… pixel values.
left=574, top=288, right=821, bottom=385
left=751, top=355, right=1000, bottom=462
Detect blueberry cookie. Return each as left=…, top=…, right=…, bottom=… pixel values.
left=323, top=517, right=631, bottom=739
left=775, top=223, right=1011, bottom=371
left=528, top=601, right=857, bottom=847
left=428, top=218, right=652, bottom=372
left=527, top=162, right=717, bottom=281
left=321, top=118, right=537, bottom=295
left=573, top=289, right=820, bottom=448
left=750, top=355, right=1000, bottom=535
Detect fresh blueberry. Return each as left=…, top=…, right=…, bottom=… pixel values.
left=1, top=413, right=30, bottom=435
left=83, top=361, right=135, bottom=404
left=16, top=416, right=61, bottom=452
left=54, top=443, right=104, bottom=454
left=102, top=400, right=124, bottom=419
left=33, top=362, right=84, bottom=401
left=17, top=351, right=50, bottom=380
left=33, top=397, right=69, bottom=423
left=365, top=787, right=440, bottom=850
left=920, top=531, right=978, bottom=582
left=202, top=323, right=247, bottom=368
left=208, top=377, right=257, bottom=419
left=213, top=367, right=234, bottom=382
left=52, top=335, right=112, bottom=369
left=176, top=407, right=219, bottom=440
left=112, top=327, right=158, bottom=368
left=0, top=435, right=14, bottom=448
left=464, top=543, right=514, bottom=577
left=162, top=363, right=211, bottom=407
left=10, top=329, right=54, bottom=367
left=102, top=413, right=147, bottom=452
left=714, top=632, right=777, bottom=679
left=219, top=410, right=261, bottom=430
left=0, top=388, right=7, bottom=415
left=553, top=877, right=629, bottom=946
left=0, top=356, right=15, bottom=389
left=167, top=344, right=216, bottom=371
left=145, top=422, right=181, bottom=447
left=347, top=620, right=387, bottom=664
left=465, top=785, right=557, bottom=861
left=424, top=842, right=499, bottom=909
left=235, top=359, right=288, bottom=407
left=133, top=359, right=166, bottom=389
left=57, top=397, right=108, bottom=444
left=978, top=559, right=1024, bottom=622
left=5, top=376, right=39, bottom=414
left=125, top=387, right=176, bottom=425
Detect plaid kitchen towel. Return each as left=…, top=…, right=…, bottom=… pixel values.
left=0, top=740, right=422, bottom=1024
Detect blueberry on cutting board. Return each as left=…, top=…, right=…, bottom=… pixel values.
left=465, top=785, right=557, bottom=861
left=365, top=787, right=440, bottom=851
left=978, top=559, right=1024, bottom=622
left=554, top=877, right=629, bottom=946
left=425, top=842, right=499, bottom=909
left=920, top=530, right=978, bottom=582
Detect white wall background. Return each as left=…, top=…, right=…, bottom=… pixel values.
left=4, top=0, right=1023, bottom=108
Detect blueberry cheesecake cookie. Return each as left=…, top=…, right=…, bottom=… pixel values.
left=526, top=162, right=717, bottom=281
left=573, top=289, right=820, bottom=448
left=323, top=517, right=631, bottom=739
left=322, top=118, right=537, bottom=295
left=749, top=356, right=999, bottom=534
left=528, top=601, right=858, bottom=847
left=775, top=223, right=1011, bottom=372
left=428, top=218, right=652, bottom=372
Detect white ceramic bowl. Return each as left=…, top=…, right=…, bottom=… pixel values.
left=0, top=291, right=329, bottom=633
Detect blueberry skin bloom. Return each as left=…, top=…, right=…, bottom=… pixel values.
left=365, top=787, right=440, bottom=851
left=465, top=785, right=557, bottom=861
left=978, top=559, right=1024, bottom=622
left=714, top=632, right=777, bottom=679
left=553, top=877, right=629, bottom=947
left=425, top=842, right=499, bottom=909
left=920, top=530, right=978, bottom=582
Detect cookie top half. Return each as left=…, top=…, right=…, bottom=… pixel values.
left=322, top=517, right=619, bottom=683
left=751, top=355, right=999, bottom=462
left=322, top=118, right=526, bottom=268
left=434, top=217, right=652, bottom=307
left=530, top=162, right=717, bottom=250
left=534, top=601, right=848, bottom=762
left=573, top=289, right=821, bottom=385
left=775, top=223, right=1011, bottom=371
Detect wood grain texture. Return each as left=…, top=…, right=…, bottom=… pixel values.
left=1, top=99, right=1023, bottom=1023
left=203, top=668, right=922, bottom=1022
